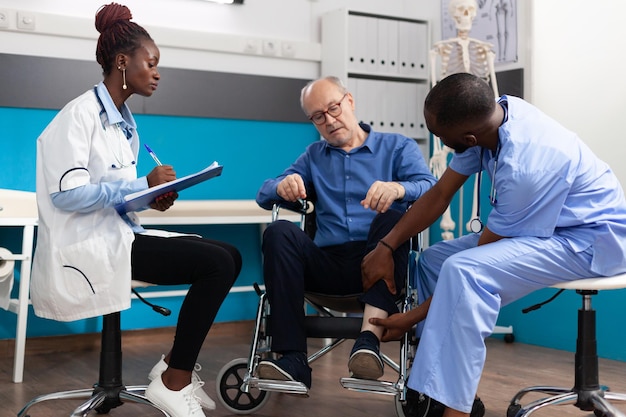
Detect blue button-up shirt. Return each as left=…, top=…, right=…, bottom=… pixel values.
left=257, top=124, right=436, bottom=247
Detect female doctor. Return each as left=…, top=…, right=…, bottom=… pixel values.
left=30, top=4, right=241, bottom=417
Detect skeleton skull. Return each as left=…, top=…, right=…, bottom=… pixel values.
left=449, top=0, right=478, bottom=32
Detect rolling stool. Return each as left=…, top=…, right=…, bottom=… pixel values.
left=18, top=281, right=172, bottom=417
left=507, top=273, right=626, bottom=417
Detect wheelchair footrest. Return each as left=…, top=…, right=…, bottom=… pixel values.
left=340, top=377, right=399, bottom=396
left=248, top=377, right=309, bottom=396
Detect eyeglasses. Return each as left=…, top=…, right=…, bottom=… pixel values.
left=308, top=93, right=348, bottom=125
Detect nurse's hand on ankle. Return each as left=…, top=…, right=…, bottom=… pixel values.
left=368, top=313, right=411, bottom=342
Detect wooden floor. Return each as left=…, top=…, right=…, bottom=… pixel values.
left=2, top=320, right=626, bottom=417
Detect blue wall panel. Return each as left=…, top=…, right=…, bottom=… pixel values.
left=0, top=108, right=317, bottom=196
left=0, top=106, right=319, bottom=340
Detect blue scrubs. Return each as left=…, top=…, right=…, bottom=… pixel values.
left=408, top=96, right=626, bottom=412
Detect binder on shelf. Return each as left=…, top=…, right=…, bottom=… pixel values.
left=388, top=80, right=404, bottom=135
left=398, top=21, right=416, bottom=77
left=347, top=14, right=365, bottom=72
left=378, top=18, right=399, bottom=76
left=364, top=16, right=379, bottom=73
left=115, top=162, right=223, bottom=214
left=398, top=20, right=428, bottom=78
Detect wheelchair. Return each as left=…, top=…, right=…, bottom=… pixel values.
left=215, top=199, right=423, bottom=417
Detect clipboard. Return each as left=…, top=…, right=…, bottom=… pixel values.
left=115, top=161, right=223, bottom=214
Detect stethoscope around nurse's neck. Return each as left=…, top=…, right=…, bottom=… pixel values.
left=469, top=146, right=500, bottom=234
left=93, top=86, right=136, bottom=169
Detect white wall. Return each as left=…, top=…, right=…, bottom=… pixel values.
left=528, top=0, right=626, bottom=188
left=0, top=0, right=442, bottom=79
left=0, top=0, right=440, bottom=39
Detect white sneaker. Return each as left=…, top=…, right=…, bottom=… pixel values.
left=145, top=374, right=206, bottom=417
left=149, top=354, right=217, bottom=410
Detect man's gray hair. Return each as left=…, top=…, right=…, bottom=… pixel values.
left=300, top=76, right=347, bottom=111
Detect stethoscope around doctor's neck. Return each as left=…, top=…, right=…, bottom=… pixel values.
left=469, top=146, right=500, bottom=234
left=93, top=86, right=136, bottom=169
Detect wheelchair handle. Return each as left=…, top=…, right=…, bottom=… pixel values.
left=283, top=199, right=313, bottom=214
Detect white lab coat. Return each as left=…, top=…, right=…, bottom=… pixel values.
left=31, top=89, right=140, bottom=321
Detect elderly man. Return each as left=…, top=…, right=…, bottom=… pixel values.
left=255, top=75, right=436, bottom=388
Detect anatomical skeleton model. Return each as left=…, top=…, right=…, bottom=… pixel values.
left=429, top=0, right=498, bottom=240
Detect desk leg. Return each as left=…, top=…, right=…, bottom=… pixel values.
left=13, top=224, right=33, bottom=384
left=258, top=223, right=267, bottom=246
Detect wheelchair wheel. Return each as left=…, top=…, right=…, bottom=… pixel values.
left=395, top=394, right=412, bottom=417
left=216, top=358, right=270, bottom=415
left=395, top=388, right=442, bottom=417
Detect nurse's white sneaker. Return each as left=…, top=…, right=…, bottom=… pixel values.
left=148, top=354, right=217, bottom=410
left=145, top=374, right=206, bottom=417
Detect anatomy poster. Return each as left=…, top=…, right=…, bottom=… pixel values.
left=442, top=0, right=518, bottom=64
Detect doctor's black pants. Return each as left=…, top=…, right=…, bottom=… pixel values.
left=131, top=233, right=241, bottom=371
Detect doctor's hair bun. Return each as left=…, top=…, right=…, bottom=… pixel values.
left=95, top=3, right=133, bottom=34
left=94, top=2, right=152, bottom=75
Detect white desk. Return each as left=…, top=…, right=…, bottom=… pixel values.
left=0, top=190, right=298, bottom=383
left=138, top=199, right=298, bottom=226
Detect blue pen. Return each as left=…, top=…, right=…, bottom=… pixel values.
left=144, top=144, right=163, bottom=166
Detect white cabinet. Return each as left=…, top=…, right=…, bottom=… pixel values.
left=322, top=9, right=430, bottom=154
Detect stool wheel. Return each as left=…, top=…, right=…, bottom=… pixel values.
left=216, top=357, right=270, bottom=414
left=504, top=333, right=515, bottom=343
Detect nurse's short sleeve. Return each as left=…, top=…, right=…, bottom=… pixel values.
left=448, top=147, right=482, bottom=176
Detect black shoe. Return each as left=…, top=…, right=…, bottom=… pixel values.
left=257, top=351, right=312, bottom=388
left=348, top=330, right=384, bottom=380
left=401, top=388, right=485, bottom=417
left=471, top=396, right=486, bottom=417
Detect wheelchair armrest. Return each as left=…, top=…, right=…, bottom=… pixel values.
left=271, top=199, right=314, bottom=223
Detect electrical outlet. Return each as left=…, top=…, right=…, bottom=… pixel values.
left=281, top=42, right=296, bottom=58
left=243, top=39, right=259, bottom=55
left=17, top=11, right=35, bottom=30
left=262, top=40, right=277, bottom=56
left=0, top=9, right=10, bottom=29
